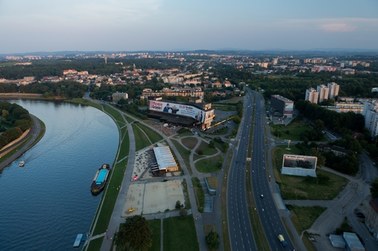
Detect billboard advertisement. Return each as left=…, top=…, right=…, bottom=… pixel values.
left=149, top=100, right=205, bottom=123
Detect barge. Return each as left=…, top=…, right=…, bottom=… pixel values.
left=91, top=164, right=111, bottom=195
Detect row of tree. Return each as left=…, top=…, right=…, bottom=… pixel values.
left=0, top=102, right=31, bottom=149
left=0, top=81, right=87, bottom=99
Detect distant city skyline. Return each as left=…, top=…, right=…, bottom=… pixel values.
left=1, top=0, right=378, bottom=54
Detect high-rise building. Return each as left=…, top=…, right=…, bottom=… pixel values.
left=363, top=100, right=378, bottom=137
left=317, top=85, right=329, bottom=103
left=271, top=95, right=294, bottom=118
left=327, top=82, right=340, bottom=99
left=305, top=88, right=319, bottom=104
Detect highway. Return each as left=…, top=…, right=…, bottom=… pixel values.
left=227, top=91, right=257, bottom=251
left=249, top=91, right=295, bottom=251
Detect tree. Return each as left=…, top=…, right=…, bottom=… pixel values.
left=175, top=200, right=182, bottom=209
left=115, top=215, right=152, bottom=251
left=371, top=178, right=378, bottom=198
left=206, top=230, right=220, bottom=250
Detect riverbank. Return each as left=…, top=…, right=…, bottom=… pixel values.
left=0, top=114, right=46, bottom=171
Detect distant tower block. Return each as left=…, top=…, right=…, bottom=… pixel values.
left=104, top=56, right=108, bottom=64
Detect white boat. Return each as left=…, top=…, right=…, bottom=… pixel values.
left=18, top=161, right=25, bottom=167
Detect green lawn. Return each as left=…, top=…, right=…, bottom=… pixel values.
left=192, top=177, right=205, bottom=212
left=287, top=206, right=326, bottom=233
left=181, top=137, right=198, bottom=149
left=212, top=103, right=237, bottom=111
left=272, top=146, right=347, bottom=200
left=196, top=154, right=223, bottom=173
left=136, top=122, right=163, bottom=144
left=163, top=216, right=199, bottom=251
left=195, top=141, right=217, bottom=156
left=133, top=123, right=152, bottom=151
left=102, top=105, right=125, bottom=125
left=172, top=139, right=191, bottom=174
left=271, top=118, right=312, bottom=141
left=148, top=219, right=161, bottom=251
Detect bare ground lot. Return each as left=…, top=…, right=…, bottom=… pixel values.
left=122, top=179, right=185, bottom=217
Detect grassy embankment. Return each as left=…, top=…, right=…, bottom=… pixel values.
left=85, top=103, right=130, bottom=250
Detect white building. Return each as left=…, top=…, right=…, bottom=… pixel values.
left=317, top=84, right=329, bottom=103
left=327, top=82, right=340, bottom=99
left=281, top=154, right=317, bottom=177
left=305, top=88, right=319, bottom=104
left=363, top=100, right=378, bottom=137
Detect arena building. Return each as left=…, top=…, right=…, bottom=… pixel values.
left=148, top=99, right=215, bottom=130
left=281, top=154, right=317, bottom=177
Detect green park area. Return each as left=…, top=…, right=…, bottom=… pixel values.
left=273, top=146, right=347, bottom=200
left=196, top=155, right=223, bottom=173
left=271, top=118, right=313, bottom=141
left=163, top=216, right=199, bottom=251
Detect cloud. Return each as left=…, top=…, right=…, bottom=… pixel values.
left=275, top=17, right=378, bottom=33
left=320, top=22, right=356, bottom=32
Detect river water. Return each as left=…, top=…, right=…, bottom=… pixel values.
left=0, top=100, right=119, bottom=251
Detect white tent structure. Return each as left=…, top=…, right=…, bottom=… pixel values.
left=153, top=146, right=179, bottom=172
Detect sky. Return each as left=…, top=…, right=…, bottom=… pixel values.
left=0, top=0, right=378, bottom=53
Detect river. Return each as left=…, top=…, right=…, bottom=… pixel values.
left=0, top=100, right=119, bottom=251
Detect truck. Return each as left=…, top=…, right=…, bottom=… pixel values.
left=278, top=234, right=288, bottom=247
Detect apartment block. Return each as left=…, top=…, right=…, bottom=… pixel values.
left=327, top=82, right=340, bottom=99
left=317, top=84, right=329, bottom=103
left=363, top=100, right=378, bottom=137
left=305, top=88, right=319, bottom=104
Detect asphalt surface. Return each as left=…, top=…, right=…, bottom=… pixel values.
left=249, top=91, right=295, bottom=251
left=227, top=91, right=257, bottom=251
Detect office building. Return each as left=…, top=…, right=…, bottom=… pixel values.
left=271, top=95, right=294, bottom=118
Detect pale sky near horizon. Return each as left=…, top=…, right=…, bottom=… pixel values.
left=0, top=0, right=378, bottom=53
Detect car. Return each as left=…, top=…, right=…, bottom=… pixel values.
left=260, top=194, right=264, bottom=198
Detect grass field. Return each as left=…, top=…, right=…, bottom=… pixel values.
left=195, top=154, right=223, bottom=173
left=195, top=141, right=218, bottom=156
left=288, top=206, right=326, bottom=233
left=148, top=219, right=161, bottom=251
left=163, top=216, right=199, bottom=251
left=272, top=146, right=347, bottom=200
left=212, top=103, right=237, bottom=111
left=271, top=118, right=312, bottom=141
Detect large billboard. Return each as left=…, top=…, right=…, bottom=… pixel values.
left=149, top=100, right=205, bottom=123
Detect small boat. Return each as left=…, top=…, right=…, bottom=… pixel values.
left=18, top=160, right=25, bottom=167
left=73, top=233, right=83, bottom=248
left=91, top=164, right=111, bottom=195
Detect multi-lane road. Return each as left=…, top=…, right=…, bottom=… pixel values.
left=227, top=90, right=295, bottom=251
left=249, top=91, right=294, bottom=251
left=227, top=91, right=257, bottom=251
